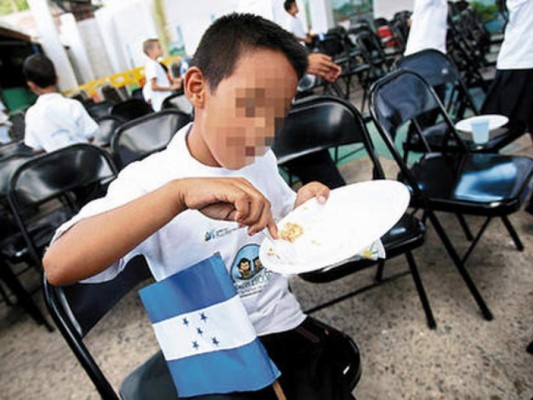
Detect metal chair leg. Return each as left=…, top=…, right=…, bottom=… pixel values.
left=456, top=213, right=474, bottom=241
left=0, top=279, right=14, bottom=306
left=462, top=217, right=492, bottom=264
left=374, top=260, right=385, bottom=282
left=405, top=251, right=437, bottom=329
left=428, top=211, right=493, bottom=320
left=0, top=259, right=54, bottom=331
left=500, top=215, right=524, bottom=251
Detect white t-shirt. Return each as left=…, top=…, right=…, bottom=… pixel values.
left=404, top=0, right=448, bottom=56
left=52, top=123, right=306, bottom=336
left=0, top=99, right=11, bottom=144
left=143, top=58, right=172, bottom=112
left=24, top=93, right=98, bottom=152
left=496, top=0, right=533, bottom=69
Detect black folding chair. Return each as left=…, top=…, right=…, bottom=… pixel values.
left=7, top=144, right=117, bottom=270
left=396, top=49, right=527, bottom=157
left=111, top=109, right=191, bottom=169
left=161, top=92, right=194, bottom=116
left=109, top=99, right=154, bottom=122
left=0, top=153, right=54, bottom=330
left=273, top=95, right=436, bottom=329
left=369, top=70, right=533, bottom=321
left=43, top=255, right=178, bottom=400
left=44, top=255, right=361, bottom=399
left=94, top=115, right=124, bottom=147
left=86, top=100, right=114, bottom=120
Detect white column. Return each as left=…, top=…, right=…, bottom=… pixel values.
left=308, top=0, right=334, bottom=33
left=95, top=6, right=129, bottom=73
left=27, top=0, right=78, bottom=91
left=59, top=13, right=95, bottom=83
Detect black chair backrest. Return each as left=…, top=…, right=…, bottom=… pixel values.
left=100, top=84, right=125, bottom=104
left=316, top=32, right=347, bottom=58
left=161, top=92, right=194, bottom=116
left=0, top=154, right=34, bottom=238
left=369, top=70, right=469, bottom=194
left=369, top=69, right=449, bottom=137
left=86, top=100, right=114, bottom=120
left=7, top=144, right=117, bottom=265
left=109, top=99, right=154, bottom=122
left=94, top=115, right=124, bottom=147
left=44, top=255, right=153, bottom=399
left=273, top=95, right=384, bottom=177
left=111, top=109, right=191, bottom=169
left=0, top=154, right=34, bottom=199
left=395, top=49, right=479, bottom=116
left=396, top=49, right=460, bottom=87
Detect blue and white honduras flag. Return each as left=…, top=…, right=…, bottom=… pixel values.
left=139, top=253, right=280, bottom=397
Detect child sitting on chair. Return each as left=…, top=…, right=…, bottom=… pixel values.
left=22, top=54, right=98, bottom=153
left=44, top=14, right=355, bottom=400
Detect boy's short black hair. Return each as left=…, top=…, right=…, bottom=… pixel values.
left=284, top=0, right=296, bottom=12
left=190, top=13, right=308, bottom=92
left=22, top=54, right=57, bottom=88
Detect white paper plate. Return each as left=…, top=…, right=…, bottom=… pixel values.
left=259, top=180, right=410, bottom=274
left=455, top=114, right=508, bottom=133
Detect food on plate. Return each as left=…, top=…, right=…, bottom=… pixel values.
left=279, top=222, right=304, bottom=243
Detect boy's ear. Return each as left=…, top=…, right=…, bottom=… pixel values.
left=184, top=66, right=207, bottom=108
left=27, top=81, right=39, bottom=92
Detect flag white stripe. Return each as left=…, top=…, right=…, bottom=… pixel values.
left=152, top=295, right=257, bottom=360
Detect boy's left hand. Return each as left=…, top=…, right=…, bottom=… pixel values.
left=294, top=182, right=330, bottom=209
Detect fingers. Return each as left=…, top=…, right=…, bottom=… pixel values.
left=230, top=179, right=275, bottom=236
left=295, top=182, right=330, bottom=208
left=307, top=53, right=340, bottom=82
left=185, top=178, right=276, bottom=237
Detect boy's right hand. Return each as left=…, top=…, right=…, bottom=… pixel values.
left=174, top=178, right=278, bottom=238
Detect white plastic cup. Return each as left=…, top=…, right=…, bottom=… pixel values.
left=471, top=119, right=490, bottom=144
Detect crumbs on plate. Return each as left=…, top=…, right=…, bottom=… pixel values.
left=279, top=222, right=304, bottom=243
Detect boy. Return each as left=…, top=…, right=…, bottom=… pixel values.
left=142, top=38, right=182, bottom=111
left=283, top=0, right=315, bottom=47
left=22, top=54, right=98, bottom=153
left=44, top=14, right=354, bottom=399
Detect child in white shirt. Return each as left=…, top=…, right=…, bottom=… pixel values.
left=45, top=14, right=355, bottom=400
left=22, top=54, right=97, bottom=153
left=142, top=39, right=182, bottom=111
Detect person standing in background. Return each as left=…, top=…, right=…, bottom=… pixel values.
left=283, top=0, right=315, bottom=47
left=142, top=39, right=182, bottom=111
left=481, top=0, right=533, bottom=138
left=404, top=0, right=448, bottom=56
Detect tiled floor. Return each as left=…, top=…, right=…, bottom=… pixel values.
left=1, top=137, right=532, bottom=400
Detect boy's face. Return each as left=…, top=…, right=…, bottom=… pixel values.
left=150, top=42, right=163, bottom=58
left=199, top=49, right=299, bottom=170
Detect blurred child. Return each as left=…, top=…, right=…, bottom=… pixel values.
left=142, top=38, right=182, bottom=111
left=22, top=54, right=97, bottom=153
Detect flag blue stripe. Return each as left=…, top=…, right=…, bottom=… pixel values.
left=166, top=339, right=280, bottom=397
left=139, top=253, right=237, bottom=323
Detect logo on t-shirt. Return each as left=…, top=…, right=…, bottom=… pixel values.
left=230, top=244, right=271, bottom=298
left=204, top=226, right=240, bottom=242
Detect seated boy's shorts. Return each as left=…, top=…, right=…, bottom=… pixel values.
left=185, top=317, right=359, bottom=400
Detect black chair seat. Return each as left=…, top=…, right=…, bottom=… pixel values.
left=1, top=222, right=56, bottom=262
left=407, top=153, right=533, bottom=216
left=405, top=122, right=524, bottom=154
left=120, top=351, right=177, bottom=400
left=300, top=213, right=425, bottom=283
